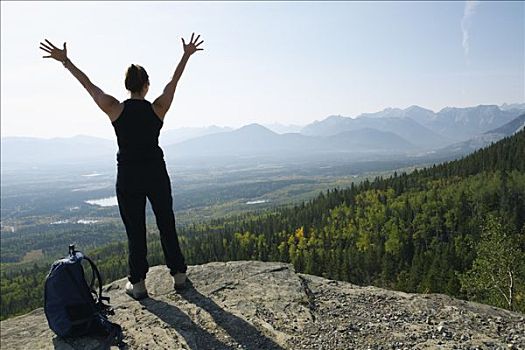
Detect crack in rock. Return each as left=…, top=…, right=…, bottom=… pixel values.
left=298, top=275, right=317, bottom=322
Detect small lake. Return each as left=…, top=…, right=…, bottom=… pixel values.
left=246, top=199, right=269, bottom=205
left=82, top=173, right=103, bottom=177
left=51, top=219, right=100, bottom=225
left=85, top=196, right=118, bottom=207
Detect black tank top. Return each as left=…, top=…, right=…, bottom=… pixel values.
left=112, top=99, right=164, bottom=165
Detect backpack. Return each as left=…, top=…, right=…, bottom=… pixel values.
left=44, top=244, right=124, bottom=347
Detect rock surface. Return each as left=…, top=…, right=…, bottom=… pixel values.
left=1, top=261, right=524, bottom=349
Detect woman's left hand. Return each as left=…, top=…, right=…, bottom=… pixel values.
left=39, top=39, right=68, bottom=63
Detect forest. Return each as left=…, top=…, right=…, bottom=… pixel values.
left=1, top=129, right=524, bottom=319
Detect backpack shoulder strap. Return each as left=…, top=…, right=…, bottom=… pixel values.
left=83, top=256, right=103, bottom=301
left=83, top=256, right=113, bottom=314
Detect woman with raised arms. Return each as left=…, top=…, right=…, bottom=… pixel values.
left=40, top=33, right=204, bottom=299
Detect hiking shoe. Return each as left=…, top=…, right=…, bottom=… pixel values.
left=125, top=279, right=148, bottom=300
left=173, top=272, right=187, bottom=290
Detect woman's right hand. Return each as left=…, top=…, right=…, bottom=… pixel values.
left=39, top=39, right=68, bottom=63
left=182, top=33, right=204, bottom=56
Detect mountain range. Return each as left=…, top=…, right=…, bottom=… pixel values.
left=169, top=104, right=525, bottom=158
left=2, top=104, right=524, bottom=165
left=436, top=113, right=525, bottom=156
left=168, top=124, right=416, bottom=158
left=301, top=111, right=451, bottom=149
left=301, top=104, right=522, bottom=145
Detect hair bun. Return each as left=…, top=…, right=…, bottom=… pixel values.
left=125, top=64, right=149, bottom=94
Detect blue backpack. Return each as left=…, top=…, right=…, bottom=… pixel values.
left=44, top=245, right=124, bottom=346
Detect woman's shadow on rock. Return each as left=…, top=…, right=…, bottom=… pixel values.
left=140, top=279, right=285, bottom=350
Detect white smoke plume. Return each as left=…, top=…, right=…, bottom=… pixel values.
left=461, top=0, right=480, bottom=61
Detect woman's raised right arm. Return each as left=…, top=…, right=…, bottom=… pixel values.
left=39, top=39, right=122, bottom=122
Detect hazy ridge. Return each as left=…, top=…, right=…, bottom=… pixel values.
left=2, top=103, right=524, bottom=166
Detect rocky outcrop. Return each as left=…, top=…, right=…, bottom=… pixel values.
left=1, top=261, right=524, bottom=349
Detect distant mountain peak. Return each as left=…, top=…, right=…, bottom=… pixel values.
left=405, top=105, right=434, bottom=113
left=237, top=123, right=275, bottom=133
left=324, top=115, right=346, bottom=121
left=383, top=107, right=401, bottom=112
left=501, top=102, right=525, bottom=111
left=439, top=104, right=501, bottom=113
left=242, top=123, right=265, bottom=128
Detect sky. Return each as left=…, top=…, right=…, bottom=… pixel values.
left=1, top=1, right=524, bottom=139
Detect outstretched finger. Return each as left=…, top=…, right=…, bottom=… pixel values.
left=39, top=45, right=52, bottom=53
left=195, top=40, right=204, bottom=47
left=63, top=42, right=67, bottom=50
left=42, top=55, right=52, bottom=58
left=194, top=34, right=200, bottom=43
left=40, top=42, right=53, bottom=51
left=44, top=39, right=59, bottom=49
left=182, top=38, right=186, bottom=46
left=190, top=32, right=194, bottom=42
left=196, top=48, right=204, bottom=51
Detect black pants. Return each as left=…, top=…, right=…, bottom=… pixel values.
left=116, top=160, right=187, bottom=284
